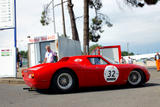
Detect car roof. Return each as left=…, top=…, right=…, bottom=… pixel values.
left=68, top=55, right=102, bottom=59
left=59, top=55, right=103, bottom=62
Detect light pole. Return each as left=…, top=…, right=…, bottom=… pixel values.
left=127, top=42, right=129, bottom=56
left=46, top=0, right=56, bottom=33
left=51, top=0, right=56, bottom=33
left=61, top=0, right=67, bottom=37
left=46, top=0, right=67, bottom=36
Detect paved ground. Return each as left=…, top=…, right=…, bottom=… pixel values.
left=0, top=68, right=160, bottom=107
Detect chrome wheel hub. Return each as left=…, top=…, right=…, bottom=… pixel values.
left=128, top=71, right=142, bottom=85
left=57, top=73, right=73, bottom=90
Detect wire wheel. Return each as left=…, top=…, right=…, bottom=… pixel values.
left=128, top=70, right=142, bottom=86
left=51, top=70, right=76, bottom=92
left=57, top=73, right=73, bottom=90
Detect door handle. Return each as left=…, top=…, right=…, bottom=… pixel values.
left=95, top=67, right=99, bottom=69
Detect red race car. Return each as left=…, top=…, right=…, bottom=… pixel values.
left=22, top=55, right=150, bottom=92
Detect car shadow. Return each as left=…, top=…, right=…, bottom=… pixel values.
left=34, top=82, right=160, bottom=95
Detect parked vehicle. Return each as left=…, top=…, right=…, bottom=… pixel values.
left=22, top=55, right=150, bottom=93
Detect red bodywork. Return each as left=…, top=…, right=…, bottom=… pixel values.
left=22, top=55, right=150, bottom=89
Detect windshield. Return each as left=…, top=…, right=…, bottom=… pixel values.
left=103, top=56, right=119, bottom=64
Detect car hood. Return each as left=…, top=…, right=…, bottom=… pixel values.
left=27, top=63, right=56, bottom=71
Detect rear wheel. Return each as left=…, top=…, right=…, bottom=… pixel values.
left=51, top=70, right=76, bottom=92
left=128, top=70, right=145, bottom=86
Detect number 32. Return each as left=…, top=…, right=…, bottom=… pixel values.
left=108, top=70, right=115, bottom=77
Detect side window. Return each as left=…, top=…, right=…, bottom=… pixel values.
left=88, top=57, right=108, bottom=65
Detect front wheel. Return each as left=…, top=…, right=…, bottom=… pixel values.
left=127, top=70, right=145, bottom=86
left=51, top=70, right=76, bottom=92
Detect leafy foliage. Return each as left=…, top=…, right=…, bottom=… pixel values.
left=89, top=17, right=102, bottom=42
left=19, top=51, right=28, bottom=58
left=124, top=0, right=138, bottom=6
left=89, top=0, right=102, bottom=10
left=89, top=44, right=102, bottom=54
left=89, top=0, right=113, bottom=42
left=121, top=51, right=134, bottom=56
left=40, top=6, right=50, bottom=26
left=125, top=0, right=158, bottom=7
left=144, top=0, right=158, bottom=5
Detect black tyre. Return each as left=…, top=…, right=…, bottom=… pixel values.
left=51, top=70, right=76, bottom=92
left=128, top=70, right=145, bottom=86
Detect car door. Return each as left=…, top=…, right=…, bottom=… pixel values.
left=84, top=56, right=124, bottom=87
left=83, top=57, right=108, bottom=87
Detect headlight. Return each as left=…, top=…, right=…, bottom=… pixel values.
left=28, top=74, right=34, bottom=79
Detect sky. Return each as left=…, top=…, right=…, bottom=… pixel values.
left=0, top=0, right=160, bottom=54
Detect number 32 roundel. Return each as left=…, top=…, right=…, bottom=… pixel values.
left=104, top=65, right=119, bottom=82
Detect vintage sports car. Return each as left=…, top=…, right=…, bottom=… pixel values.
left=22, top=55, right=150, bottom=92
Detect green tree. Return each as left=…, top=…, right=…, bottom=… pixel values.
left=121, top=51, right=134, bottom=56
left=40, top=10, right=50, bottom=26
left=40, top=0, right=79, bottom=40
left=19, top=51, right=28, bottom=58
left=89, top=0, right=112, bottom=42
left=83, top=0, right=112, bottom=55
left=89, top=44, right=102, bottom=54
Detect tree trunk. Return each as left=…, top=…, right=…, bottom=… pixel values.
left=83, top=0, right=89, bottom=55
left=67, top=0, right=79, bottom=41
left=61, top=0, right=67, bottom=37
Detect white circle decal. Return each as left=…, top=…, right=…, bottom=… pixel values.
left=104, top=65, right=119, bottom=82
left=74, top=58, right=82, bottom=62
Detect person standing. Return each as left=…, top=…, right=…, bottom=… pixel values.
left=53, top=52, right=58, bottom=62
left=128, top=57, right=133, bottom=64
left=120, top=57, right=126, bottom=64
left=16, top=48, right=21, bottom=72
left=155, top=52, right=160, bottom=71
left=19, top=54, right=23, bottom=67
left=43, top=45, right=55, bottom=63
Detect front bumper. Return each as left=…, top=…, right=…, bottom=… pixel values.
left=23, top=78, right=50, bottom=89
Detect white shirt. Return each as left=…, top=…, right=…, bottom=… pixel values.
left=156, top=55, right=159, bottom=60
left=128, top=58, right=133, bottom=64
left=45, top=51, right=54, bottom=63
